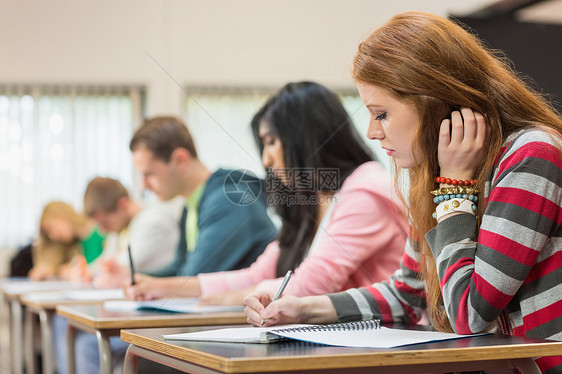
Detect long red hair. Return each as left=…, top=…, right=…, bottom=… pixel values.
left=353, top=12, right=562, bottom=332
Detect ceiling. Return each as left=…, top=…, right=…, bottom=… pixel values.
left=446, top=0, right=562, bottom=23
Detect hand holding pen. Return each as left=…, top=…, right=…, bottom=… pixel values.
left=260, top=270, right=292, bottom=326
left=244, top=270, right=316, bottom=327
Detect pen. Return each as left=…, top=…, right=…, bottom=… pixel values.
left=261, top=270, right=292, bottom=326
left=127, top=244, right=136, bottom=285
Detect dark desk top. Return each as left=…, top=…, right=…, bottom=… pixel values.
left=121, top=325, right=562, bottom=373
left=56, top=304, right=248, bottom=329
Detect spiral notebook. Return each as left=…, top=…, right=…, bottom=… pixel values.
left=163, top=320, right=487, bottom=348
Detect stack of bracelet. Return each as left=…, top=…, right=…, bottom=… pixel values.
left=432, top=177, right=478, bottom=221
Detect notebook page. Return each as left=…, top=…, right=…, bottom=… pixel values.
left=104, top=298, right=244, bottom=313
left=271, top=326, right=488, bottom=348
left=63, top=288, right=125, bottom=300
left=2, top=281, right=87, bottom=294
left=163, top=324, right=311, bottom=343
left=23, top=288, right=124, bottom=302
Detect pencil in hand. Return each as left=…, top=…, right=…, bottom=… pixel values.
left=261, top=270, right=293, bottom=326
left=127, top=244, right=136, bottom=285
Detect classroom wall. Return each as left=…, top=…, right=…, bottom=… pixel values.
left=456, top=17, right=562, bottom=112
left=0, top=0, right=445, bottom=115
left=1, top=0, right=450, bottom=250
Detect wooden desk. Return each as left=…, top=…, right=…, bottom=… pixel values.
left=56, top=304, right=248, bottom=374
left=20, top=289, right=124, bottom=374
left=0, top=280, right=85, bottom=374
left=120, top=326, right=562, bottom=374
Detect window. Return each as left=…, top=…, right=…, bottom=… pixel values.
left=184, top=87, right=389, bottom=179
left=0, top=85, right=143, bottom=248
left=185, top=87, right=273, bottom=177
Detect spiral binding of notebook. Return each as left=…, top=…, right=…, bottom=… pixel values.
left=163, top=318, right=483, bottom=347
left=271, top=319, right=381, bottom=334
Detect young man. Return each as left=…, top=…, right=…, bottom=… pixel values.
left=83, top=176, right=184, bottom=288
left=128, top=115, right=277, bottom=279
left=72, top=116, right=277, bottom=374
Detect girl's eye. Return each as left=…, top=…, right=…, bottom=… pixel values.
left=374, top=112, right=387, bottom=121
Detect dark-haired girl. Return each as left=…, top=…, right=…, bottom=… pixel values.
left=126, top=81, right=407, bottom=305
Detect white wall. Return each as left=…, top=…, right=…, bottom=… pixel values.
left=1, top=0, right=447, bottom=115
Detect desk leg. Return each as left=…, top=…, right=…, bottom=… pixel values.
left=511, top=358, right=541, bottom=374
left=24, top=308, right=38, bottom=374
left=66, top=323, right=77, bottom=374
left=39, top=310, right=55, bottom=374
left=122, top=344, right=139, bottom=374
left=96, top=330, right=113, bottom=374
left=9, top=300, right=23, bottom=374
left=123, top=344, right=220, bottom=374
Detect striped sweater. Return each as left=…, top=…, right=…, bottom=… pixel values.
left=328, top=128, right=562, bottom=373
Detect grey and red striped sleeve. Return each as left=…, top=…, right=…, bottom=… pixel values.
left=328, top=237, right=426, bottom=324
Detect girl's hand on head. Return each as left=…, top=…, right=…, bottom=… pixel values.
left=438, top=107, right=490, bottom=180
left=243, top=290, right=304, bottom=327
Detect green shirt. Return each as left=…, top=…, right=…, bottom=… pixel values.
left=80, top=226, right=105, bottom=263
left=185, top=181, right=206, bottom=252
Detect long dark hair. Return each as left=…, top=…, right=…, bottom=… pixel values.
left=251, top=82, right=374, bottom=277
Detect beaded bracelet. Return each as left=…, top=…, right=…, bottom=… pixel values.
left=432, top=193, right=478, bottom=204
left=435, top=177, right=477, bottom=186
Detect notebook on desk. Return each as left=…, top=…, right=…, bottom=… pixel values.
left=1, top=280, right=88, bottom=294
left=103, top=298, right=245, bottom=314
left=23, top=288, right=125, bottom=302
left=163, top=320, right=489, bottom=348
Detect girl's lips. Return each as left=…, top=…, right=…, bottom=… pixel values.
left=382, top=147, right=395, bottom=156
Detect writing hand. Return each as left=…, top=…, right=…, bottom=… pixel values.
left=62, top=255, right=92, bottom=283
left=28, top=265, right=54, bottom=281
left=123, top=273, right=164, bottom=301
left=243, top=290, right=304, bottom=327
left=92, top=258, right=129, bottom=289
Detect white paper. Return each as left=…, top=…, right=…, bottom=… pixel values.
left=272, top=326, right=486, bottom=348
left=2, top=281, right=88, bottom=294
left=103, top=298, right=245, bottom=314
left=163, top=324, right=310, bottom=343
left=23, top=288, right=125, bottom=302
left=163, top=325, right=487, bottom=348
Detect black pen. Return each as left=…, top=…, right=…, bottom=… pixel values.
left=127, top=244, right=136, bottom=285
left=261, top=270, right=292, bottom=326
